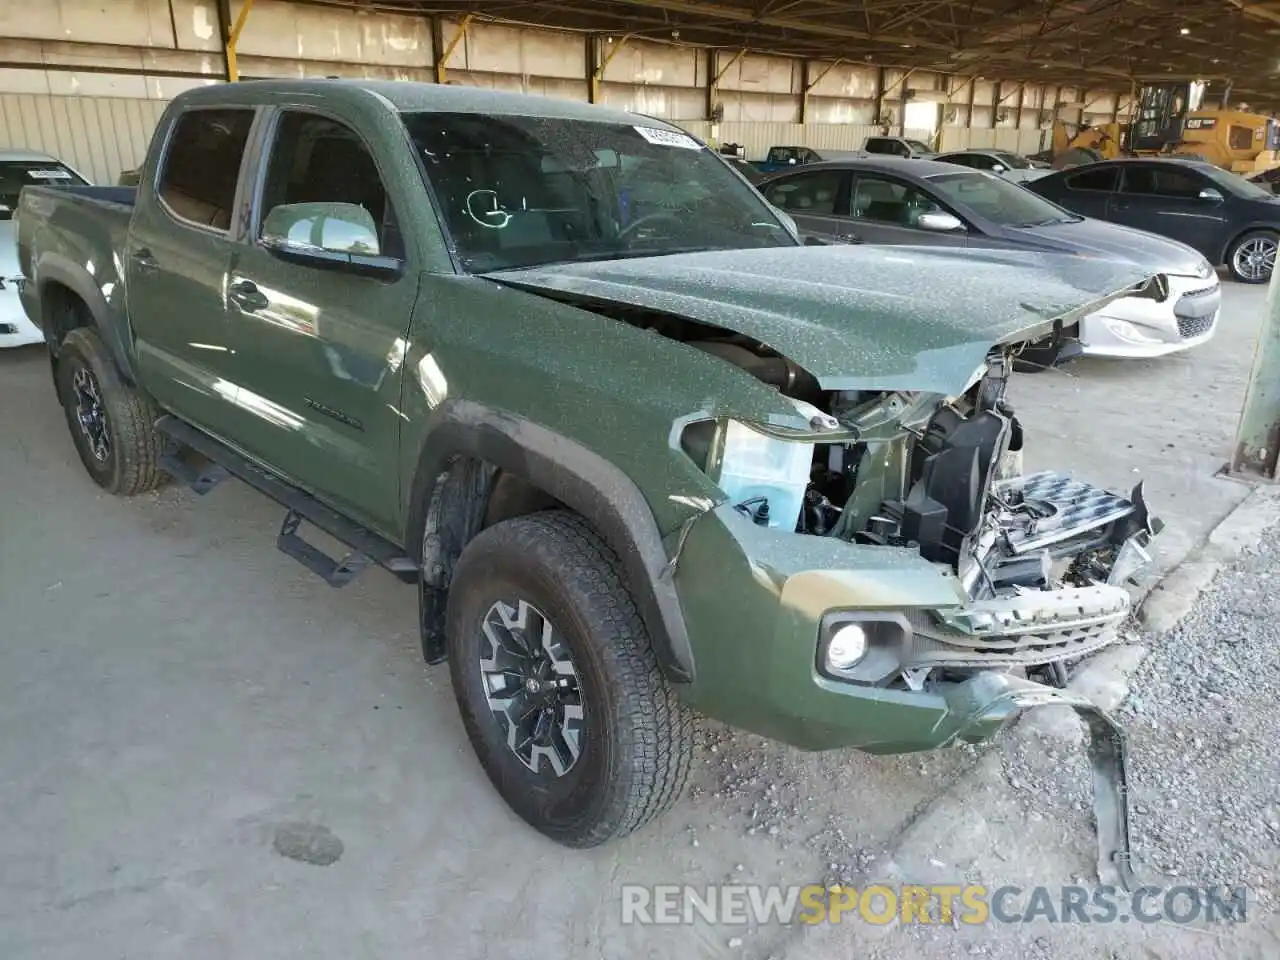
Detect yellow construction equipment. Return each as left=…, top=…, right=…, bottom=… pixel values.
left=1158, top=109, right=1280, bottom=176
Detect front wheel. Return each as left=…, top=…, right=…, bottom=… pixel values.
left=1227, top=230, right=1278, bottom=284
left=446, top=510, right=693, bottom=847
left=54, top=327, right=166, bottom=495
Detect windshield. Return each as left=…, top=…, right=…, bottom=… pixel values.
left=905, top=139, right=934, bottom=153
left=1201, top=164, right=1275, bottom=201
left=0, top=160, right=85, bottom=212
left=925, top=170, right=1077, bottom=226
left=401, top=112, right=796, bottom=272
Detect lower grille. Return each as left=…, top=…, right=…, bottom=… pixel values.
left=1176, top=312, right=1216, bottom=339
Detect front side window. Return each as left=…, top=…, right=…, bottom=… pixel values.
left=991, top=151, right=1032, bottom=170
left=852, top=175, right=940, bottom=226
left=926, top=171, right=1075, bottom=226
left=768, top=146, right=800, bottom=164
left=1120, top=166, right=1203, bottom=198
left=904, top=139, right=933, bottom=154
left=402, top=112, right=794, bottom=272
left=763, top=170, right=846, bottom=215
left=864, top=138, right=893, bottom=155
left=258, top=111, right=401, bottom=258
left=939, top=154, right=979, bottom=169
left=1065, top=167, right=1119, bottom=192
left=0, top=161, right=86, bottom=213
left=157, top=108, right=253, bottom=231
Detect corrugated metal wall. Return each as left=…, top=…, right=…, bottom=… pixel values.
left=0, top=94, right=166, bottom=184
left=679, top=121, right=936, bottom=159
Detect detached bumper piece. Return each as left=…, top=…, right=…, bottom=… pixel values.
left=943, top=673, right=1137, bottom=892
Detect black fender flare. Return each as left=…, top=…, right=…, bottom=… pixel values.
left=405, top=401, right=695, bottom=682
left=36, top=252, right=137, bottom=383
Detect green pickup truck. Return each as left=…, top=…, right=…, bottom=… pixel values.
left=17, top=79, right=1160, bottom=881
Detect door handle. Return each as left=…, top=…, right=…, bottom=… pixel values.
left=836, top=232, right=862, bottom=243
left=131, top=248, right=159, bottom=273
left=1112, top=200, right=1130, bottom=211
left=228, top=278, right=269, bottom=312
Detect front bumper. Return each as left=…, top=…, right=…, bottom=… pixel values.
left=0, top=280, right=41, bottom=348
left=1079, top=272, right=1220, bottom=358
left=671, top=503, right=1134, bottom=753
left=672, top=504, right=1139, bottom=889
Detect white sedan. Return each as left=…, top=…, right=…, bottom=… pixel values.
left=935, top=149, right=1053, bottom=184
left=1, top=150, right=91, bottom=348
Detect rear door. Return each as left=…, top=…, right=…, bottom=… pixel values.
left=761, top=168, right=853, bottom=239
left=1108, top=164, right=1226, bottom=255
left=223, top=106, right=421, bottom=533
left=848, top=172, right=968, bottom=246
left=126, top=106, right=256, bottom=436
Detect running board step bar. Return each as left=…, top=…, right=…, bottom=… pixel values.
left=155, top=416, right=418, bottom=587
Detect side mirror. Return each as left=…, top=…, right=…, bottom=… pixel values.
left=991, top=164, right=1007, bottom=174
left=260, top=202, right=401, bottom=279
left=917, top=211, right=966, bottom=233
left=1198, top=187, right=1224, bottom=202
left=787, top=157, right=798, bottom=165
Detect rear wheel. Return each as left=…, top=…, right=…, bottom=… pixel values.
left=1227, top=230, right=1277, bottom=284
left=54, top=327, right=165, bottom=495
left=446, top=510, right=693, bottom=847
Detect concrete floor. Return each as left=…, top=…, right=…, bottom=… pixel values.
left=0, top=279, right=1266, bottom=959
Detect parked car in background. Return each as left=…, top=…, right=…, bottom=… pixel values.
left=724, top=155, right=766, bottom=184
left=1028, top=158, right=1280, bottom=283
left=935, top=148, right=1052, bottom=183
left=751, top=144, right=862, bottom=175
left=761, top=157, right=1220, bottom=360
left=0, top=149, right=89, bottom=348
left=861, top=135, right=936, bottom=159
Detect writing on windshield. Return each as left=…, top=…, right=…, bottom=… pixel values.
left=402, top=112, right=795, bottom=272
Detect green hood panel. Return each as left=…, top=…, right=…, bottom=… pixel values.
left=492, top=245, right=1153, bottom=395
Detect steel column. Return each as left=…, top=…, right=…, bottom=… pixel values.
left=1229, top=268, right=1280, bottom=480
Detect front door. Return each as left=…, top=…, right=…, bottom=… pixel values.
left=223, top=108, right=420, bottom=534
left=126, top=106, right=256, bottom=436
left=1108, top=164, right=1227, bottom=256
left=848, top=173, right=969, bottom=246
left=761, top=168, right=854, bottom=240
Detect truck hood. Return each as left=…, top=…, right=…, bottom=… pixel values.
left=490, top=245, right=1152, bottom=395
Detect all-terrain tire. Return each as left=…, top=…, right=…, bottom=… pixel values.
left=446, top=510, right=693, bottom=847
left=54, top=327, right=166, bottom=495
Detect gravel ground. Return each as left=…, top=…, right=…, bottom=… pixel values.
left=834, top=525, right=1280, bottom=960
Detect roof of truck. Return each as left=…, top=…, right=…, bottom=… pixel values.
left=173, top=78, right=685, bottom=131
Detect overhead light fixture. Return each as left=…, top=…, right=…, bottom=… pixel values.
left=1180, top=26, right=1190, bottom=34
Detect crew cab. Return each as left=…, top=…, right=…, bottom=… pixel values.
left=17, top=81, right=1158, bottom=885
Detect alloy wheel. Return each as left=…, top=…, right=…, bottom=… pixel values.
left=478, top=599, right=584, bottom=777
left=1234, top=236, right=1277, bottom=282
left=72, top=367, right=111, bottom=462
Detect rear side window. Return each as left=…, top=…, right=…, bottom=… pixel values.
left=864, top=138, right=894, bottom=155
left=764, top=170, right=846, bottom=215
left=1065, top=167, right=1118, bottom=192
left=157, top=108, right=254, bottom=231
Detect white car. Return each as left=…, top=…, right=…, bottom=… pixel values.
left=935, top=149, right=1052, bottom=184
left=0, top=150, right=90, bottom=348
left=1078, top=263, right=1220, bottom=359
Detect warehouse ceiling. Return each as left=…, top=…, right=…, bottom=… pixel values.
left=293, top=0, right=1280, bottom=107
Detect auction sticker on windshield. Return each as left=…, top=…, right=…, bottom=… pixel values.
left=633, top=126, right=701, bottom=150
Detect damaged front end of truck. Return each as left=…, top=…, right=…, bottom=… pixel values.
left=493, top=245, right=1165, bottom=888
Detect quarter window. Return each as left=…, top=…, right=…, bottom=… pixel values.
left=157, top=108, right=253, bottom=231
left=764, top=170, right=845, bottom=215
left=1065, top=167, right=1118, bottom=192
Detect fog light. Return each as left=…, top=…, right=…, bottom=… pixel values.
left=826, top=624, right=868, bottom=669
